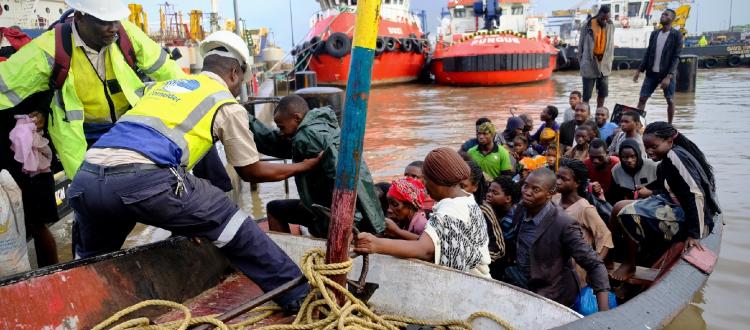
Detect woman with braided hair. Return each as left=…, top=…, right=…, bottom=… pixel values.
left=461, top=161, right=489, bottom=205
left=610, top=122, right=721, bottom=281
left=552, top=159, right=614, bottom=287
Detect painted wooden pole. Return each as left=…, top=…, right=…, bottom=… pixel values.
left=325, top=0, right=381, bottom=299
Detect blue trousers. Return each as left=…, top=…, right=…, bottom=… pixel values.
left=68, top=162, right=308, bottom=308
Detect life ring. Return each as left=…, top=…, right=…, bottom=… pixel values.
left=704, top=57, right=718, bottom=69
left=384, top=37, right=397, bottom=52
left=309, top=36, right=325, bottom=54
left=324, top=32, right=352, bottom=58
left=617, top=61, right=631, bottom=70
left=728, top=55, right=741, bottom=67
left=620, top=17, right=630, bottom=28
left=375, top=37, right=386, bottom=55
left=400, top=38, right=413, bottom=52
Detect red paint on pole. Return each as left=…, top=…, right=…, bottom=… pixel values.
left=325, top=189, right=358, bottom=293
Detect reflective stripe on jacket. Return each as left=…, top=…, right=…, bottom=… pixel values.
left=0, top=20, right=184, bottom=178
left=93, top=74, right=237, bottom=169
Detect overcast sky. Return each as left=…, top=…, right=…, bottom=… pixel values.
left=140, top=0, right=747, bottom=50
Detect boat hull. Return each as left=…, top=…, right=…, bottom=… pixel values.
left=303, top=12, right=427, bottom=86
left=0, top=234, right=579, bottom=329
left=432, top=33, right=558, bottom=86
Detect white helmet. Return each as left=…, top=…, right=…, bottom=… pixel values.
left=200, top=31, right=253, bottom=82
left=64, top=0, right=130, bottom=22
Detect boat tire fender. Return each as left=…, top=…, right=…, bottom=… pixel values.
left=413, top=39, right=424, bottom=54
left=384, top=37, right=397, bottom=52
left=704, top=57, right=718, bottom=69
left=728, top=56, right=741, bottom=67
left=325, top=32, right=352, bottom=58
left=400, top=38, right=413, bottom=52
left=617, top=61, right=630, bottom=71
left=375, top=37, right=386, bottom=55
left=310, top=36, right=325, bottom=54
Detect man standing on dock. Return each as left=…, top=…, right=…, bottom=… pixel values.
left=66, top=31, right=318, bottom=312
left=634, top=9, right=683, bottom=124
left=578, top=5, right=614, bottom=109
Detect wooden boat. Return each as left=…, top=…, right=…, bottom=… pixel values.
left=0, top=220, right=722, bottom=329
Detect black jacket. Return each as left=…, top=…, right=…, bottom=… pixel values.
left=507, top=205, right=610, bottom=307
left=559, top=119, right=599, bottom=148
left=638, top=28, right=683, bottom=78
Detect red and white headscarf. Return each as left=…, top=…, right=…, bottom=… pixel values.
left=387, top=177, right=426, bottom=210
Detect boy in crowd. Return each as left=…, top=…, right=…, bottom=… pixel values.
left=563, top=91, right=583, bottom=123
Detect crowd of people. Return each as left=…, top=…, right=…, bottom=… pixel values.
left=349, top=92, right=720, bottom=313
left=0, top=0, right=720, bottom=317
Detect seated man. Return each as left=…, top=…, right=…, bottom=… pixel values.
left=250, top=95, right=385, bottom=237
left=560, top=102, right=599, bottom=152
left=595, top=107, right=619, bottom=143
left=459, top=117, right=505, bottom=155
left=467, top=122, right=513, bottom=180
left=504, top=168, right=610, bottom=310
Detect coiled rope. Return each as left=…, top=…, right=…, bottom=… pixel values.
left=93, top=249, right=514, bottom=330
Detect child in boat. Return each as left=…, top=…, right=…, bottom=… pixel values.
left=608, top=111, right=646, bottom=157
left=482, top=176, right=521, bottom=279
left=355, top=148, right=492, bottom=278
left=564, top=126, right=593, bottom=161
left=383, top=177, right=428, bottom=241
left=610, top=139, right=659, bottom=203
left=551, top=159, right=614, bottom=287
left=504, top=168, right=611, bottom=310
left=531, top=106, right=560, bottom=154
left=545, top=143, right=559, bottom=169
left=461, top=161, right=489, bottom=205
left=611, top=122, right=721, bottom=281
left=563, top=91, right=583, bottom=123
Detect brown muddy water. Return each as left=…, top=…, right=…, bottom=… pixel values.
left=37, top=69, right=750, bottom=329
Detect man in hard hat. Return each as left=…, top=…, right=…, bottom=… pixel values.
left=67, top=31, right=317, bottom=311
left=0, top=0, right=184, bottom=180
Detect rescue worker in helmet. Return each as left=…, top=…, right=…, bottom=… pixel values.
left=0, top=0, right=184, bottom=266
left=66, top=31, right=319, bottom=312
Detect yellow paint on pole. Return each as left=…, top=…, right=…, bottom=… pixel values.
left=352, top=0, right=381, bottom=50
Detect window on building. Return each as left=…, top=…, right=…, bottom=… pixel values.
left=512, top=5, right=523, bottom=15
left=454, top=7, right=466, bottom=18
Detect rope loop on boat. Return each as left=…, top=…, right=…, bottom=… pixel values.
left=92, top=248, right=514, bottom=330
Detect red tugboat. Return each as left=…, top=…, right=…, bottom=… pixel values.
left=294, top=0, right=428, bottom=86
left=431, top=0, right=558, bottom=86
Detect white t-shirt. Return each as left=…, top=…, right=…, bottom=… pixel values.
left=423, top=195, right=492, bottom=278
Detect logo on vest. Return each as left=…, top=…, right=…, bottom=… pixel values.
left=162, top=79, right=201, bottom=93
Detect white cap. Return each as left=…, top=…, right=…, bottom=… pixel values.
left=65, top=0, right=130, bottom=22
left=200, top=31, right=253, bottom=82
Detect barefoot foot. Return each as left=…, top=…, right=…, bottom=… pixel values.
left=610, top=263, right=636, bottom=281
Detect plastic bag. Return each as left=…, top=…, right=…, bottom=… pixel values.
left=0, top=170, right=30, bottom=277
left=574, top=286, right=618, bottom=316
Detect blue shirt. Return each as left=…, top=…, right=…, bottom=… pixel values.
left=516, top=202, right=554, bottom=279
left=598, top=122, right=619, bottom=143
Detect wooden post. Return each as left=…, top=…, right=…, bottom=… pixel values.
left=325, top=0, right=381, bottom=303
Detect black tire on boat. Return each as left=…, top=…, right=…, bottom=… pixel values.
left=413, top=39, right=424, bottom=54
left=291, top=45, right=300, bottom=56
left=400, top=38, right=413, bottom=52
left=325, top=32, right=352, bottom=58
left=375, top=37, right=386, bottom=55
left=728, top=55, right=742, bottom=67
left=617, top=61, right=631, bottom=71
left=384, top=37, right=397, bottom=52
left=704, top=57, right=718, bottom=69
left=309, top=36, right=325, bottom=54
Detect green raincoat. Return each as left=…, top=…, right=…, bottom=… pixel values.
left=249, top=106, right=385, bottom=237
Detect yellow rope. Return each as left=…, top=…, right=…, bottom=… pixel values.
left=92, top=249, right=514, bottom=330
